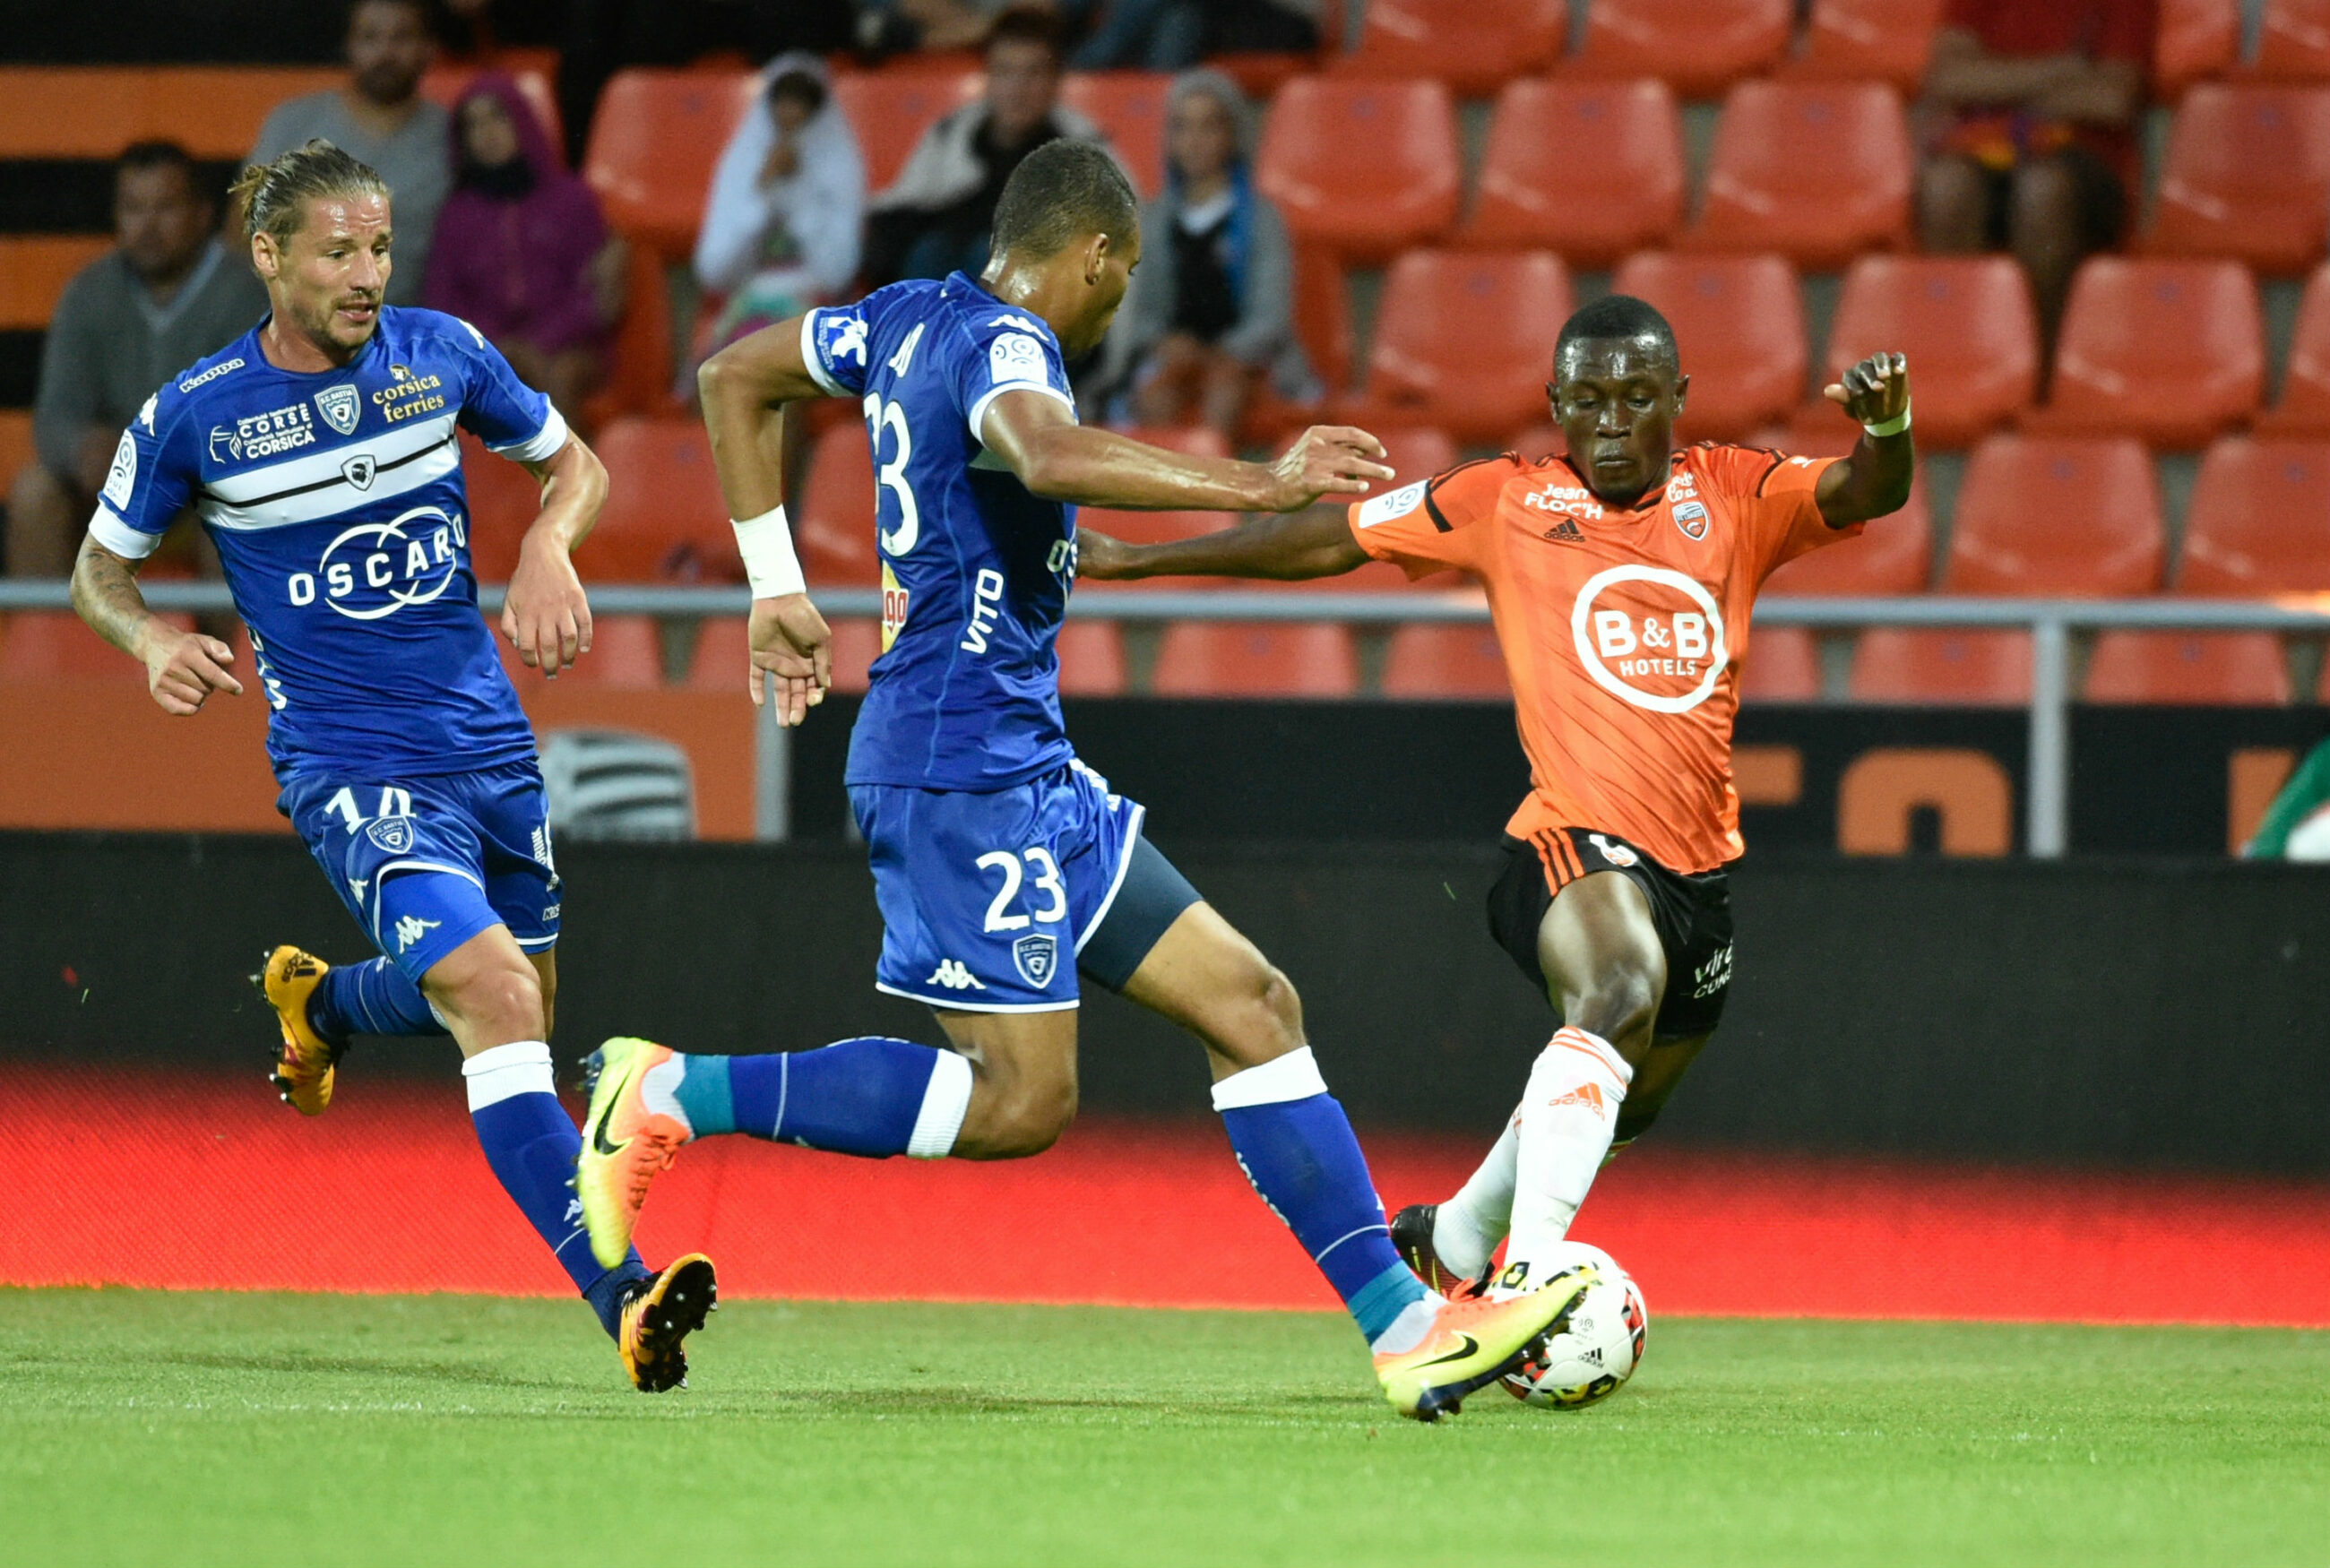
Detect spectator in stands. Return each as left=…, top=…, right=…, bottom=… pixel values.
left=249, top=0, right=450, bottom=306
left=692, top=54, right=866, bottom=356
left=1095, top=71, right=1315, bottom=440
left=7, top=142, right=264, bottom=578
left=422, top=74, right=625, bottom=424
left=1917, top=0, right=2153, bottom=350
left=862, top=8, right=1105, bottom=288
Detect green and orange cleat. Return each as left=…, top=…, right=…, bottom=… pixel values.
left=255, top=944, right=343, bottom=1116
left=618, top=1253, right=718, bottom=1392
left=1373, top=1267, right=1599, bottom=1422
left=575, top=1036, right=691, bottom=1270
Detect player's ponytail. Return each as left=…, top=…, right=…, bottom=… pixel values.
left=229, top=139, right=392, bottom=250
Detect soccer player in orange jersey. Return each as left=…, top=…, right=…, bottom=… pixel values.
left=1077, top=295, right=1913, bottom=1294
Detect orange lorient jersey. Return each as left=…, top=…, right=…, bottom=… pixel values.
left=1348, top=444, right=1854, bottom=874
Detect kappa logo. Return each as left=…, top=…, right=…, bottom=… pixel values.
left=177, top=357, right=244, bottom=393
left=315, top=384, right=360, bottom=435
left=1013, top=933, right=1059, bottom=988
left=341, top=452, right=377, bottom=490
left=365, top=816, right=414, bottom=854
left=136, top=393, right=158, bottom=433
left=393, top=914, right=440, bottom=953
left=1541, top=517, right=1586, bottom=544
left=989, top=312, right=1048, bottom=336
left=1546, top=1081, right=1609, bottom=1117
left=928, top=960, right=988, bottom=991
left=1588, top=832, right=1639, bottom=867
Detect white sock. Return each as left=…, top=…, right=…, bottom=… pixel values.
left=461, top=1040, right=554, bottom=1109
left=907, top=1049, right=974, bottom=1159
left=639, top=1054, right=693, bottom=1137
left=1504, top=1027, right=1631, bottom=1285
left=1433, top=1107, right=1522, bottom=1279
left=1369, top=1293, right=1446, bottom=1355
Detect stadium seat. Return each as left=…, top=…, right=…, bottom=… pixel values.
left=1941, top=435, right=2164, bottom=595
left=1059, top=73, right=1172, bottom=199
left=460, top=432, right=544, bottom=583
left=0, top=610, right=183, bottom=681
left=499, top=614, right=662, bottom=689
left=2030, top=260, right=2264, bottom=447
left=0, top=66, right=337, bottom=159
left=2257, top=263, right=2330, bottom=433
left=2177, top=436, right=2330, bottom=592
left=1375, top=426, right=1461, bottom=482
left=1335, top=0, right=1568, bottom=98
left=2157, top=0, right=2240, bottom=99
left=0, top=237, right=110, bottom=331
left=1611, top=253, right=1804, bottom=440
left=1245, top=247, right=1351, bottom=433
left=1565, top=0, right=1792, bottom=99
left=582, top=244, right=678, bottom=425
left=1152, top=622, right=1359, bottom=695
left=829, top=70, right=981, bottom=193
left=1688, top=82, right=1913, bottom=269
left=2084, top=632, right=2291, bottom=703
left=1055, top=619, right=1130, bottom=695
left=1255, top=78, right=1462, bottom=259
left=1380, top=624, right=1509, bottom=698
left=583, top=69, right=755, bottom=258
left=1848, top=629, right=2032, bottom=704
left=419, top=65, right=563, bottom=159
left=1353, top=250, right=1574, bottom=441
left=1462, top=80, right=1685, bottom=264
left=2254, top=0, right=2330, bottom=81
left=1824, top=255, right=2038, bottom=448
left=580, top=418, right=738, bottom=582
left=2148, top=85, right=2330, bottom=274
left=0, top=411, right=31, bottom=498
left=1783, top=0, right=1946, bottom=93
left=1737, top=625, right=1822, bottom=702
left=795, top=421, right=881, bottom=586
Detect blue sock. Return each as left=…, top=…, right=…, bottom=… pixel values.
left=1214, top=1047, right=1428, bottom=1345
left=463, top=1041, right=649, bottom=1339
left=661, top=1039, right=971, bottom=1159
left=308, top=957, right=445, bottom=1043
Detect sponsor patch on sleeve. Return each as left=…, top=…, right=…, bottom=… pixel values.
left=988, top=332, right=1050, bottom=388
left=1354, top=480, right=1428, bottom=529
left=99, top=430, right=137, bottom=508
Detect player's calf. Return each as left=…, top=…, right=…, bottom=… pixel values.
left=939, top=1008, right=1079, bottom=1159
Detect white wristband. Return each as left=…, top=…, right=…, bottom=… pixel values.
left=733, top=504, right=807, bottom=599
left=1863, top=400, right=1911, bottom=438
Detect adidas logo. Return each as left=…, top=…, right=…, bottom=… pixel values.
left=1547, top=1081, right=1608, bottom=1116
left=1540, top=518, right=1586, bottom=544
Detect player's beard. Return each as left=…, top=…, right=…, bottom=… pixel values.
left=299, top=291, right=382, bottom=358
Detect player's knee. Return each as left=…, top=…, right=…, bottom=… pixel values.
left=437, top=953, right=544, bottom=1038
left=976, top=1072, right=1078, bottom=1158
left=1213, top=960, right=1305, bottom=1070
left=1571, top=968, right=1660, bottom=1048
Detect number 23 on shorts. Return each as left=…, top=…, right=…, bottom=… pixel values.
left=977, top=846, right=1067, bottom=932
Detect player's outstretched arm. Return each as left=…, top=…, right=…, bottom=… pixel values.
left=980, top=390, right=1393, bottom=515
left=1813, top=352, right=1916, bottom=527
left=1077, top=505, right=1370, bottom=584
left=70, top=533, right=243, bottom=716
left=501, top=435, right=608, bottom=679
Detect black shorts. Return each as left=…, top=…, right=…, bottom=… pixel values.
left=1487, top=829, right=1735, bottom=1043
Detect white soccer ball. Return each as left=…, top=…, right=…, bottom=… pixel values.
left=1495, top=1241, right=1648, bottom=1409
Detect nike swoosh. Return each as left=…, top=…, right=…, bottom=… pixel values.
left=1408, top=1332, right=1481, bottom=1371
left=590, top=1063, right=637, bottom=1157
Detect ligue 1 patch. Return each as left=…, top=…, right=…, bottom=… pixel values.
left=366, top=816, right=414, bottom=854
left=1673, top=500, right=1710, bottom=540
left=341, top=452, right=377, bottom=490
left=1012, top=932, right=1058, bottom=988
left=315, top=384, right=360, bottom=436
left=1356, top=480, right=1426, bottom=528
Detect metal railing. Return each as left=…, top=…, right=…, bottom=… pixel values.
left=6, top=579, right=2329, bottom=856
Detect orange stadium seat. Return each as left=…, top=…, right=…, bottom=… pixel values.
left=1612, top=252, right=1804, bottom=440
left=1689, top=81, right=1913, bottom=269
left=460, top=432, right=544, bottom=582
left=0, top=66, right=339, bottom=159
left=2084, top=631, right=2291, bottom=703
left=1055, top=619, right=1130, bottom=695
left=2158, top=0, right=2241, bottom=98
left=0, top=237, right=111, bottom=331
left=0, top=611, right=185, bottom=681
left=2255, top=0, right=2330, bottom=80
left=1375, top=426, right=1461, bottom=482
left=0, top=411, right=31, bottom=497
left=580, top=418, right=737, bottom=582
left=1737, top=625, right=1822, bottom=702
left=1783, top=0, right=1947, bottom=93
left=1152, top=622, right=1359, bottom=695
left=1941, top=435, right=2164, bottom=595
left=1566, top=0, right=1792, bottom=98
left=794, top=421, right=880, bottom=586
left=1824, top=255, right=2038, bottom=448
left=1059, top=73, right=1171, bottom=200
left=1848, top=629, right=2032, bottom=704
left=1380, top=623, right=1510, bottom=698
left=498, top=614, right=663, bottom=689
left=583, top=244, right=678, bottom=424
left=419, top=65, right=563, bottom=159
left=1254, top=77, right=1462, bottom=259
left=1336, top=0, right=1569, bottom=96
left=1246, top=247, right=1351, bottom=435
left=2177, top=436, right=2330, bottom=591
left=829, top=70, right=980, bottom=194
left=583, top=69, right=755, bottom=259
left=1353, top=250, right=1574, bottom=441
left=2148, top=85, right=2330, bottom=274
left=1463, top=80, right=1687, bottom=264
left=2030, top=259, right=2264, bottom=447
left=2257, top=263, right=2330, bottom=433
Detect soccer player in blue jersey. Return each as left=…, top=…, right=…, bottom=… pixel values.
left=573, top=140, right=1591, bottom=1420
left=68, top=140, right=712, bottom=1391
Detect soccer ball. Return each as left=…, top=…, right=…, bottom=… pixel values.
left=1495, top=1241, right=1648, bottom=1409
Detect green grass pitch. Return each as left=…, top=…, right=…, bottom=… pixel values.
left=1, top=1288, right=2323, bottom=1567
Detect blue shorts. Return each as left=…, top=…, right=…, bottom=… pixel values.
left=851, top=759, right=1195, bottom=1012
left=281, top=759, right=561, bottom=983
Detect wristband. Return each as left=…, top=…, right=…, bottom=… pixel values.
left=1863, top=401, right=1911, bottom=438
left=732, top=504, right=807, bottom=599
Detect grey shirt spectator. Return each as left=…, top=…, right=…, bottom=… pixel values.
left=251, top=94, right=452, bottom=306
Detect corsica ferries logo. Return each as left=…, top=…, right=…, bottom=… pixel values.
left=374, top=363, right=448, bottom=425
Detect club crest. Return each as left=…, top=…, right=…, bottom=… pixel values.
left=315, top=384, right=360, bottom=435
left=1012, top=933, right=1058, bottom=988
left=341, top=452, right=377, bottom=490
left=366, top=816, right=414, bottom=853
left=1673, top=500, right=1710, bottom=541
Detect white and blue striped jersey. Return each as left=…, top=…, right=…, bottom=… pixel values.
left=800, top=271, right=1081, bottom=792
left=91, top=307, right=566, bottom=781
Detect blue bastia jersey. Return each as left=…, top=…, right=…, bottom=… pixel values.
left=801, top=271, right=1080, bottom=792
left=90, top=307, right=568, bottom=782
